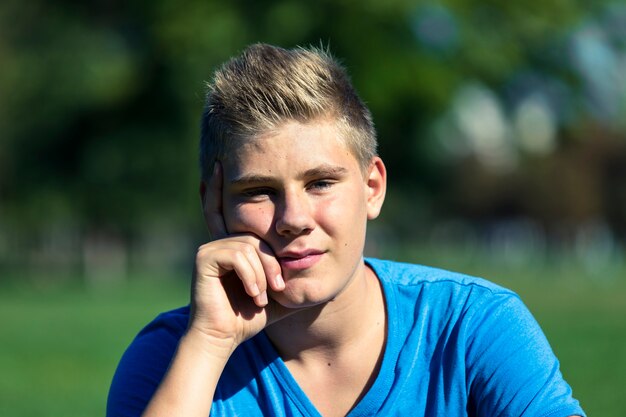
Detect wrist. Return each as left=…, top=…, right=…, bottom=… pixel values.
left=181, top=326, right=239, bottom=361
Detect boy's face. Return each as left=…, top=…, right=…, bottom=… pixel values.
left=219, top=119, right=386, bottom=308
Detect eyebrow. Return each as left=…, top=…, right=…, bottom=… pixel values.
left=301, top=165, right=349, bottom=179
left=230, top=164, right=349, bottom=186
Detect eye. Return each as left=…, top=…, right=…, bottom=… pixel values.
left=240, top=187, right=274, bottom=199
left=307, top=179, right=335, bottom=191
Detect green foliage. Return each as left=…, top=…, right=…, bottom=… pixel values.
left=1, top=0, right=625, bottom=263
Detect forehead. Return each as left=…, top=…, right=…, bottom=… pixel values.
left=227, top=120, right=359, bottom=171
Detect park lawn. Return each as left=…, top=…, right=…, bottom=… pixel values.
left=1, top=260, right=625, bottom=416
left=0, top=277, right=189, bottom=417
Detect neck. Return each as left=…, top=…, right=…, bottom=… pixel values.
left=264, top=263, right=385, bottom=362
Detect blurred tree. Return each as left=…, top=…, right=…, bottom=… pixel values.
left=1, top=0, right=625, bottom=276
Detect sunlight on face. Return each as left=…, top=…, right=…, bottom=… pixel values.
left=221, top=119, right=385, bottom=307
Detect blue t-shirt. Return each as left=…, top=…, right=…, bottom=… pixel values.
left=107, top=258, right=585, bottom=417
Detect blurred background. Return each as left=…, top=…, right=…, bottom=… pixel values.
left=1, top=0, right=625, bottom=415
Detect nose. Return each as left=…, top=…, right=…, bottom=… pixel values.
left=275, top=189, right=315, bottom=236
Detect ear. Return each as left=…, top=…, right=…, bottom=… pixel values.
left=365, top=157, right=387, bottom=220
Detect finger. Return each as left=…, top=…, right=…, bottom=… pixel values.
left=195, top=235, right=281, bottom=307
left=196, top=242, right=260, bottom=299
left=226, top=238, right=279, bottom=305
left=204, top=162, right=228, bottom=240
left=255, top=239, right=285, bottom=292
left=193, top=242, right=265, bottom=311
left=221, top=235, right=284, bottom=293
left=226, top=250, right=263, bottom=300
left=239, top=244, right=270, bottom=307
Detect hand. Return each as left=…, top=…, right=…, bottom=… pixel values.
left=141, top=163, right=289, bottom=417
left=190, top=162, right=289, bottom=351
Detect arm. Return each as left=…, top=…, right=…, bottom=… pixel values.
left=141, top=163, right=291, bottom=417
left=140, top=329, right=234, bottom=417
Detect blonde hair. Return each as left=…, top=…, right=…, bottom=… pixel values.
left=199, top=43, right=377, bottom=180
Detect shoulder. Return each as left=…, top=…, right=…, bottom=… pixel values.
left=366, top=257, right=516, bottom=305
left=125, top=305, right=190, bottom=363
left=107, top=306, right=190, bottom=417
left=366, top=259, right=585, bottom=416
left=366, top=257, right=526, bottom=357
left=365, top=257, right=526, bottom=338
left=136, top=305, right=190, bottom=339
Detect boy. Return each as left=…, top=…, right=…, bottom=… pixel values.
left=107, top=44, right=585, bottom=417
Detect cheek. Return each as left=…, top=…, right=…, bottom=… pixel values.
left=316, top=192, right=368, bottom=232
left=224, top=203, right=275, bottom=235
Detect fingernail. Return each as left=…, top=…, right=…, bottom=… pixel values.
left=259, top=291, right=268, bottom=306
left=275, top=274, right=285, bottom=289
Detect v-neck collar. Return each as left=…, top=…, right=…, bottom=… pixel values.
left=255, top=259, right=400, bottom=416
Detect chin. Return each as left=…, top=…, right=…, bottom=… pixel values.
left=269, top=283, right=337, bottom=309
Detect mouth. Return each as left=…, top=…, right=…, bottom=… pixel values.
left=277, top=249, right=325, bottom=270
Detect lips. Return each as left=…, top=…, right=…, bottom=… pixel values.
left=277, top=249, right=325, bottom=270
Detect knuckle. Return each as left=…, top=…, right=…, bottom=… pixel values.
left=257, top=278, right=267, bottom=291
left=242, top=244, right=256, bottom=258
left=195, top=246, right=210, bottom=265
left=233, top=251, right=247, bottom=265
left=195, top=242, right=221, bottom=263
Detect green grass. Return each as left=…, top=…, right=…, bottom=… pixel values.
left=1, top=254, right=625, bottom=416
left=0, top=277, right=189, bottom=417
